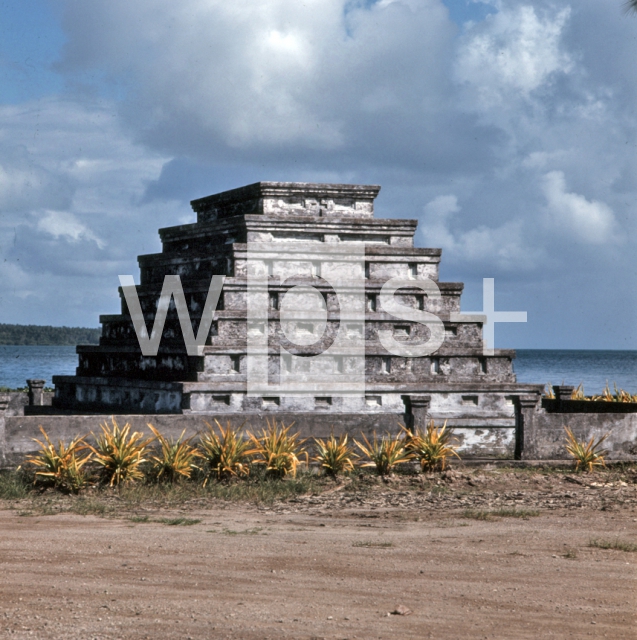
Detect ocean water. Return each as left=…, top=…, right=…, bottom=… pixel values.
left=0, top=346, right=635, bottom=394
left=0, top=345, right=78, bottom=389
left=514, top=349, right=637, bottom=395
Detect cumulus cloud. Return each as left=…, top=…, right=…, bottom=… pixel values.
left=55, top=0, right=480, bottom=169
left=0, top=0, right=636, bottom=347
left=455, top=4, right=573, bottom=106
left=0, top=98, right=174, bottom=324
left=421, top=194, right=539, bottom=270
left=36, top=210, right=105, bottom=249
left=541, top=170, right=617, bottom=244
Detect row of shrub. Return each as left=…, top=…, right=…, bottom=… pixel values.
left=23, top=419, right=460, bottom=493
left=22, top=419, right=612, bottom=494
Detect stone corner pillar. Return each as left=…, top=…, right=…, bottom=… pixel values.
left=27, top=379, right=46, bottom=407
left=513, top=393, right=542, bottom=460
left=407, top=395, right=431, bottom=431
left=553, top=385, right=575, bottom=403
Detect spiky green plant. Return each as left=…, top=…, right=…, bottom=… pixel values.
left=313, top=433, right=358, bottom=477
left=354, top=432, right=413, bottom=476
left=564, top=427, right=608, bottom=472
left=25, top=427, right=92, bottom=493
left=147, top=424, right=201, bottom=482
left=199, top=420, right=256, bottom=484
left=89, top=418, right=153, bottom=486
left=403, top=420, right=460, bottom=472
left=249, top=419, right=308, bottom=478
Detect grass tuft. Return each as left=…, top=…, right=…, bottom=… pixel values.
left=128, top=515, right=150, bottom=523
left=156, top=517, right=201, bottom=526
left=589, top=538, right=637, bottom=553
left=463, top=508, right=540, bottom=520
left=0, top=470, right=30, bottom=499
left=222, top=527, right=263, bottom=535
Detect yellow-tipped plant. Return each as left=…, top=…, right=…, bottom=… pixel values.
left=89, top=418, right=153, bottom=486
left=313, top=433, right=358, bottom=477
left=403, top=420, right=460, bottom=472
left=354, top=432, right=413, bottom=476
left=564, top=427, right=608, bottom=472
left=570, top=383, right=586, bottom=400
left=615, top=385, right=637, bottom=403
left=148, top=424, right=201, bottom=482
left=249, top=419, right=308, bottom=478
left=591, top=383, right=637, bottom=403
left=25, top=426, right=92, bottom=493
left=544, top=383, right=555, bottom=399
left=199, top=420, right=256, bottom=484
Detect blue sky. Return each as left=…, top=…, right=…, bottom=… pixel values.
left=0, top=0, right=636, bottom=350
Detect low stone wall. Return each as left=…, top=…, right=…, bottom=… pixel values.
left=517, top=387, right=637, bottom=461
left=1, top=412, right=406, bottom=468
left=1, top=384, right=637, bottom=467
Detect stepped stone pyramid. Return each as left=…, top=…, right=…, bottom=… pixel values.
left=53, top=182, right=540, bottom=455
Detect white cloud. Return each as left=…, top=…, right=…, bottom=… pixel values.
left=421, top=194, right=538, bottom=270
left=455, top=4, right=573, bottom=106
left=54, top=0, right=458, bottom=160
left=0, top=0, right=636, bottom=346
left=36, top=210, right=105, bottom=249
left=0, top=98, right=175, bottom=324
left=541, top=170, right=617, bottom=244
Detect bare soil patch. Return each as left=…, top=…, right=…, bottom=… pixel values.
left=1, top=467, right=636, bottom=639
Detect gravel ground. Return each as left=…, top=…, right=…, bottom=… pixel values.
left=1, top=466, right=636, bottom=639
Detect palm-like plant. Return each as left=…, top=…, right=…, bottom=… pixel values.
left=570, top=383, right=586, bottom=400
left=199, top=420, right=256, bottom=484
left=89, top=418, right=153, bottom=486
left=591, top=383, right=637, bottom=403
left=354, top=432, right=413, bottom=476
left=403, top=420, right=460, bottom=472
left=26, top=426, right=92, bottom=493
left=313, top=433, right=358, bottom=477
left=564, top=427, right=608, bottom=472
left=147, top=424, right=201, bottom=482
left=249, top=419, right=308, bottom=478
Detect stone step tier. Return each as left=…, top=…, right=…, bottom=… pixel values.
left=52, top=373, right=536, bottom=416
left=138, top=242, right=442, bottom=285
left=71, top=343, right=515, bottom=383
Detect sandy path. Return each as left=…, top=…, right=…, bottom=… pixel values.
left=0, top=503, right=635, bottom=639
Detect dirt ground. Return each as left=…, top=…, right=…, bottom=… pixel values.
left=1, top=468, right=636, bottom=639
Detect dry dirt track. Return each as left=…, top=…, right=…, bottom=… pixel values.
left=0, top=491, right=636, bottom=640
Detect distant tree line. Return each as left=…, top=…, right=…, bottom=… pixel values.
left=0, top=324, right=101, bottom=346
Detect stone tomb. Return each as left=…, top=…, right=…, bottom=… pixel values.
left=52, top=182, right=542, bottom=457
